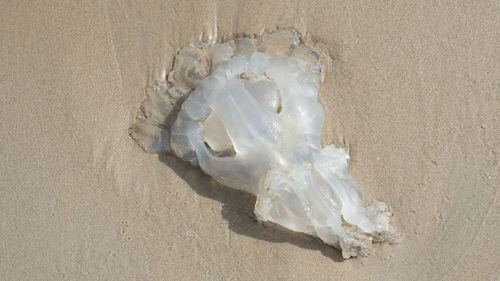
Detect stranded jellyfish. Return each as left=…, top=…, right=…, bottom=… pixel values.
left=130, top=29, right=396, bottom=258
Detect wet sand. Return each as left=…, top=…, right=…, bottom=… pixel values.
left=1, top=1, right=499, bottom=280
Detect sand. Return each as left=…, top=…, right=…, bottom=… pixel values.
left=1, top=1, right=499, bottom=280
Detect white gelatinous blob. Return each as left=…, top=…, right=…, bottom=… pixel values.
left=130, top=29, right=397, bottom=258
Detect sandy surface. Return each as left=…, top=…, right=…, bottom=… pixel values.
left=1, top=1, right=499, bottom=280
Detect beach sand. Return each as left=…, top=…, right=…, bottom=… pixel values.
left=1, top=1, right=499, bottom=280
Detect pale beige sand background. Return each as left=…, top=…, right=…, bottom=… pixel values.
left=1, top=1, right=499, bottom=280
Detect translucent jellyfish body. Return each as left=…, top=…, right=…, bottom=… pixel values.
left=130, top=29, right=396, bottom=258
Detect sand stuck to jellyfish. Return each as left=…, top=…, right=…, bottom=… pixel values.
left=129, top=29, right=397, bottom=258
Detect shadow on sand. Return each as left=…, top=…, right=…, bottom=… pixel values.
left=158, top=153, right=345, bottom=262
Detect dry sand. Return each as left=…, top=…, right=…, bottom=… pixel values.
left=1, top=1, right=499, bottom=280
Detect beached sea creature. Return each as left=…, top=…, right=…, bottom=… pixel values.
left=130, top=29, right=396, bottom=258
